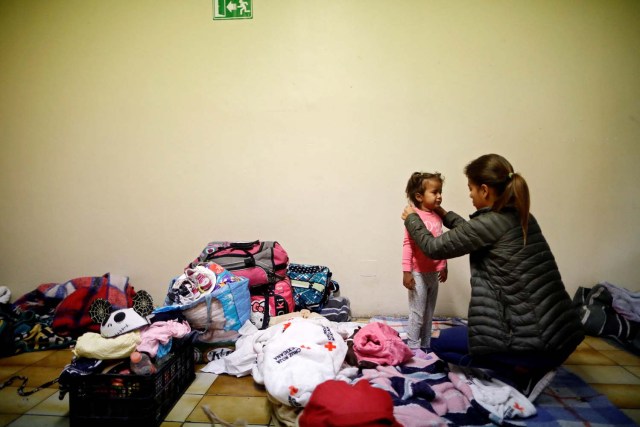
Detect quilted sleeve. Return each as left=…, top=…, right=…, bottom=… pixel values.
left=404, top=211, right=511, bottom=260
left=443, top=211, right=467, bottom=229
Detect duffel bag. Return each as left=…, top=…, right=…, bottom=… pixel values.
left=191, top=240, right=288, bottom=288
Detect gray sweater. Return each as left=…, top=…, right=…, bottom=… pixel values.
left=404, top=207, right=584, bottom=356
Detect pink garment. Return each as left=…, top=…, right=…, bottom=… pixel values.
left=137, top=320, right=191, bottom=357
left=393, top=403, right=446, bottom=427
left=404, top=351, right=441, bottom=368
left=430, top=378, right=472, bottom=416
left=402, top=208, right=446, bottom=273
left=353, top=322, right=413, bottom=366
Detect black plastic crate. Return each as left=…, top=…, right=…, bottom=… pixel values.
left=67, top=338, right=195, bottom=427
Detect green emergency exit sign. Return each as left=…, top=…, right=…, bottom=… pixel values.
left=214, top=0, right=253, bottom=20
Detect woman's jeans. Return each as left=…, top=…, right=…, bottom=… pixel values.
left=431, top=326, right=571, bottom=377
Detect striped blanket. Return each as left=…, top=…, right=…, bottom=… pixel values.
left=368, top=316, right=636, bottom=426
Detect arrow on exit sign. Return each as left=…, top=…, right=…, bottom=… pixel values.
left=214, top=0, right=253, bottom=20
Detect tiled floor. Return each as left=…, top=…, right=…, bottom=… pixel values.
left=0, top=335, right=639, bottom=426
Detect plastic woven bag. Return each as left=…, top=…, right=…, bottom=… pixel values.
left=158, top=263, right=251, bottom=344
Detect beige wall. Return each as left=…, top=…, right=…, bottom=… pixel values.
left=1, top=0, right=639, bottom=317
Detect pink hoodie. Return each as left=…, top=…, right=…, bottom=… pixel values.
left=402, top=208, right=446, bottom=273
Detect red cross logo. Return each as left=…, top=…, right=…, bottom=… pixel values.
left=324, top=342, right=336, bottom=351
left=289, top=385, right=298, bottom=396
left=514, top=402, right=524, bottom=412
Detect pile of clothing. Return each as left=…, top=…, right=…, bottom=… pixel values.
left=58, top=290, right=192, bottom=396
left=204, top=314, right=538, bottom=426
left=1, top=273, right=133, bottom=357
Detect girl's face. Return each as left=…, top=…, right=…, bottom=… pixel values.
left=416, top=179, right=442, bottom=211
left=468, top=179, right=492, bottom=210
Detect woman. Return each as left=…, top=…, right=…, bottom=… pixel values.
left=401, top=154, right=584, bottom=402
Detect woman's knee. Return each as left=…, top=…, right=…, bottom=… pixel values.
left=432, top=327, right=468, bottom=350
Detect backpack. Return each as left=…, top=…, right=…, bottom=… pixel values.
left=287, top=263, right=339, bottom=312
left=249, top=277, right=294, bottom=329
left=191, top=241, right=288, bottom=288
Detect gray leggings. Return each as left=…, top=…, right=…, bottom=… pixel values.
left=407, top=271, right=439, bottom=349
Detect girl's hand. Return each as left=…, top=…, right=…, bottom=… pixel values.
left=401, top=205, right=416, bottom=220
left=439, top=268, right=448, bottom=283
left=403, top=272, right=415, bottom=290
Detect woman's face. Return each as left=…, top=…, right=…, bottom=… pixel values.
left=468, top=179, right=491, bottom=210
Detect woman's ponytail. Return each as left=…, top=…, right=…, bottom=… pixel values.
left=497, top=173, right=530, bottom=244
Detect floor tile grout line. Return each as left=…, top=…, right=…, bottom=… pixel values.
left=595, top=350, right=624, bottom=365
left=621, top=366, right=640, bottom=380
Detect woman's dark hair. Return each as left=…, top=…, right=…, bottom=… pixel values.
left=405, top=172, right=444, bottom=207
left=464, top=154, right=530, bottom=243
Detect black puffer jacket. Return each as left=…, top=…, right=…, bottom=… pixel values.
left=405, top=207, right=584, bottom=356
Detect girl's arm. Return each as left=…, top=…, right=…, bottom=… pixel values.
left=402, top=228, right=414, bottom=272
left=402, top=229, right=416, bottom=290
left=439, top=263, right=448, bottom=283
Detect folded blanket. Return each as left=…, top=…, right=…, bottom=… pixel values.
left=73, top=330, right=140, bottom=359
left=253, top=317, right=348, bottom=407
left=202, top=317, right=362, bottom=408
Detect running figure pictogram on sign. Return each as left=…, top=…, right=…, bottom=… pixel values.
left=213, top=0, right=253, bottom=20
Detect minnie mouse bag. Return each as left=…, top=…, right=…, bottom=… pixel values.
left=249, top=277, right=294, bottom=329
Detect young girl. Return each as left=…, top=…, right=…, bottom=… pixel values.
left=401, top=154, right=584, bottom=402
left=403, top=172, right=448, bottom=351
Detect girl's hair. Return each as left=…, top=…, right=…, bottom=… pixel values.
left=405, top=172, right=444, bottom=207
left=464, top=154, right=531, bottom=243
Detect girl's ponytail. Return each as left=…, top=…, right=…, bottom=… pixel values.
left=464, top=154, right=531, bottom=244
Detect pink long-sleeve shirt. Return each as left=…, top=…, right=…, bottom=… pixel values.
left=402, top=208, right=446, bottom=273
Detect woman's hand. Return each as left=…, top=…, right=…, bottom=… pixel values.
left=401, top=205, right=416, bottom=220
left=434, top=206, right=447, bottom=218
